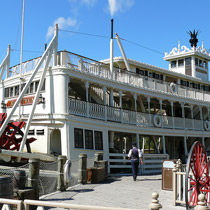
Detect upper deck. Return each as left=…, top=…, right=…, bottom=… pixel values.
left=4, top=51, right=210, bottom=104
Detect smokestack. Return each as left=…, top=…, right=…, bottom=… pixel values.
left=110, top=19, right=114, bottom=78
left=111, top=19, right=113, bottom=39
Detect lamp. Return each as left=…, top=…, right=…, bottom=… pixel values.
left=1, top=101, right=6, bottom=109
left=38, top=94, right=45, bottom=104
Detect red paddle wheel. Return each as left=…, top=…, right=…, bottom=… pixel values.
left=185, top=141, right=210, bottom=209
left=0, top=113, right=36, bottom=152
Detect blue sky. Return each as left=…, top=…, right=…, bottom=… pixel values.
left=1, top=0, right=210, bottom=70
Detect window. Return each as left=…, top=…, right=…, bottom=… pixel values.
left=15, top=86, right=19, bottom=96
left=144, top=71, right=148, bottom=76
left=41, top=79, right=46, bottom=91
left=178, top=59, right=184, bottom=67
left=155, top=74, right=159, bottom=79
left=136, top=68, right=139, bottom=74
left=28, top=129, right=35, bottom=135
left=203, top=61, right=207, bottom=69
left=35, top=81, right=39, bottom=92
left=199, top=60, right=203, bottom=67
left=36, top=129, right=44, bottom=135
left=85, top=130, right=93, bottom=149
left=5, top=88, right=9, bottom=98
left=171, top=61, right=176, bottom=68
left=149, top=72, right=153, bottom=78
left=95, top=131, right=103, bottom=150
left=74, top=128, right=83, bottom=148
left=195, top=58, right=198, bottom=66
left=139, top=70, right=144, bottom=76
left=10, top=87, right=14, bottom=97
left=185, top=57, right=191, bottom=65
left=30, top=83, right=34, bottom=93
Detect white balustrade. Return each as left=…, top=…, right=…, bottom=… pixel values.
left=185, top=118, right=193, bottom=130
left=174, top=117, right=184, bottom=129
left=68, top=98, right=207, bottom=132
left=89, top=103, right=105, bottom=120
left=107, top=106, right=121, bottom=122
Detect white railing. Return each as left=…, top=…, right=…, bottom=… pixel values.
left=69, top=98, right=206, bottom=131
left=109, top=153, right=169, bottom=175
left=8, top=51, right=210, bottom=103
left=64, top=52, right=210, bottom=102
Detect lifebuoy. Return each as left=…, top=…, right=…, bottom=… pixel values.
left=169, top=83, right=177, bottom=93
left=64, top=159, right=71, bottom=185
left=153, top=115, right=162, bottom=127
left=204, top=120, right=210, bottom=131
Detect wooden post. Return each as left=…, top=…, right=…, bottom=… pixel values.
left=172, top=163, right=178, bottom=206
left=57, top=155, right=67, bottom=191
left=148, top=192, right=162, bottom=210
left=28, top=158, right=40, bottom=200
left=78, top=154, right=87, bottom=184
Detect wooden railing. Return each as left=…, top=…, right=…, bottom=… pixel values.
left=0, top=195, right=162, bottom=210
left=69, top=98, right=206, bottom=131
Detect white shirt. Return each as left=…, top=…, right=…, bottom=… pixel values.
left=128, top=147, right=142, bottom=158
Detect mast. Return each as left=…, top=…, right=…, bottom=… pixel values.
left=110, top=19, right=114, bottom=79
left=20, top=0, right=25, bottom=75
left=19, top=0, right=25, bottom=120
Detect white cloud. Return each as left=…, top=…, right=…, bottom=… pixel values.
left=68, top=0, right=97, bottom=7
left=108, top=0, right=135, bottom=17
left=46, top=17, right=77, bottom=40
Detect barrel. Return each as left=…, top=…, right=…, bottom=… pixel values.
left=14, top=170, right=26, bottom=189
left=0, top=176, right=13, bottom=198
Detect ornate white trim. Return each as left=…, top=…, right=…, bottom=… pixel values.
left=165, top=44, right=210, bottom=58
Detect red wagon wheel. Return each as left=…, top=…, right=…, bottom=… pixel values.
left=185, top=141, right=209, bottom=209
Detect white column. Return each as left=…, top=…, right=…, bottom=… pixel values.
left=162, top=135, right=166, bottom=154
left=103, top=86, right=107, bottom=105
left=61, top=122, right=70, bottom=158
left=199, top=106, right=203, bottom=120
left=190, top=105, right=194, bottom=130
left=147, top=97, right=151, bottom=127
left=184, top=136, right=188, bottom=159
left=191, top=56, right=196, bottom=77
left=110, top=131, right=114, bottom=149
left=103, top=86, right=107, bottom=121
left=170, top=101, right=174, bottom=129
left=159, top=99, right=163, bottom=127
left=181, top=103, right=185, bottom=129
left=142, top=137, right=145, bottom=153
left=202, top=136, right=205, bottom=147
left=134, top=94, right=137, bottom=111
left=134, top=94, right=137, bottom=125
left=85, top=81, right=89, bottom=118
left=147, top=97, right=151, bottom=114
left=119, top=90, right=123, bottom=123
left=53, top=74, right=68, bottom=114
left=109, top=89, right=114, bottom=107
left=136, top=133, right=139, bottom=149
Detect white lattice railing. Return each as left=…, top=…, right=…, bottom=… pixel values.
left=7, top=51, right=210, bottom=103
left=68, top=98, right=207, bottom=131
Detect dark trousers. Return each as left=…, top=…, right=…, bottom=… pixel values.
left=131, top=159, right=139, bottom=180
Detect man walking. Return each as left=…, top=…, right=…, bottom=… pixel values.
left=128, top=143, right=143, bottom=181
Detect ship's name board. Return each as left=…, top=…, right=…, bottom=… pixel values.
left=7, top=96, right=38, bottom=107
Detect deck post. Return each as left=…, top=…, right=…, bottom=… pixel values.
left=28, top=159, right=40, bottom=200
left=57, top=155, right=67, bottom=191
left=172, top=163, right=178, bottom=206
left=78, top=154, right=87, bottom=184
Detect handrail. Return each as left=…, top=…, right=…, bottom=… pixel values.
left=24, top=199, right=141, bottom=210
left=0, top=198, right=23, bottom=210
